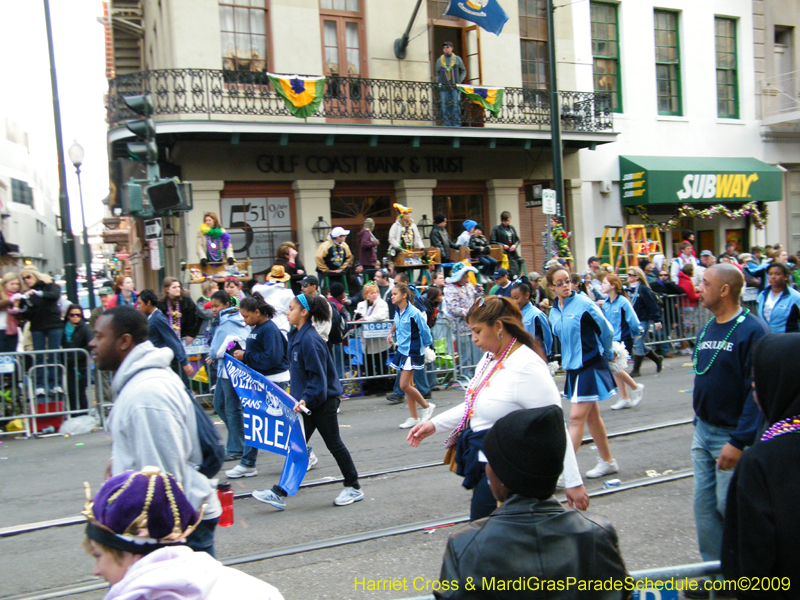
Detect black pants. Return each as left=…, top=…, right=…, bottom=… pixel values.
left=470, top=463, right=498, bottom=521
left=275, top=396, right=359, bottom=496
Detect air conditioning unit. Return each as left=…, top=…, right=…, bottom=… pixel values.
left=600, top=180, right=613, bottom=194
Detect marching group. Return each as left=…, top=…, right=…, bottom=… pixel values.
left=22, top=209, right=799, bottom=599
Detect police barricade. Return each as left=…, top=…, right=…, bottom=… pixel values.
left=0, top=348, right=107, bottom=438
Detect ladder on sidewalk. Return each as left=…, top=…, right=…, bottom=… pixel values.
left=597, top=225, right=663, bottom=273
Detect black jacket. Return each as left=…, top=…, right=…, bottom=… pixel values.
left=490, top=224, right=520, bottom=256
left=468, top=234, right=492, bottom=258
left=430, top=225, right=458, bottom=261
left=436, top=495, right=630, bottom=600
left=157, top=294, right=200, bottom=339
left=627, top=284, right=661, bottom=323
left=20, top=280, right=62, bottom=331
left=61, top=320, right=93, bottom=368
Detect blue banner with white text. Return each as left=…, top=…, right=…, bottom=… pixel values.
left=224, top=355, right=308, bottom=495
left=444, top=0, right=509, bottom=35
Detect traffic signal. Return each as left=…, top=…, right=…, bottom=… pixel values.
left=123, top=94, right=157, bottom=165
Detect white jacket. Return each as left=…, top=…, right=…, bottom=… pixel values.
left=105, top=546, right=284, bottom=600
left=251, top=282, right=294, bottom=338
left=354, top=298, right=390, bottom=355
left=109, top=341, right=221, bottom=519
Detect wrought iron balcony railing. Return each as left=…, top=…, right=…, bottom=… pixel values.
left=107, top=69, right=613, bottom=133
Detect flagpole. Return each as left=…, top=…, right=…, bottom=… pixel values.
left=546, top=0, right=564, bottom=223
left=394, top=0, right=424, bottom=59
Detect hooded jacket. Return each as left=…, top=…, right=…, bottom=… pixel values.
left=549, top=291, right=614, bottom=371
left=105, top=546, right=284, bottom=600
left=756, top=286, right=800, bottom=333
left=109, top=341, right=220, bottom=519
left=209, top=307, right=249, bottom=379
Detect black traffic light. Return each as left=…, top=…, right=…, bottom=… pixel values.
left=123, top=94, right=157, bottom=165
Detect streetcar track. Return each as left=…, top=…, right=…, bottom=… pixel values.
left=2, top=468, right=694, bottom=600
left=0, top=418, right=694, bottom=539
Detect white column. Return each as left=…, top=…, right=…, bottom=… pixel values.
left=186, top=180, right=225, bottom=264
left=394, top=180, right=437, bottom=246
left=487, top=179, right=523, bottom=231
left=292, top=180, right=336, bottom=272
left=569, top=179, right=594, bottom=269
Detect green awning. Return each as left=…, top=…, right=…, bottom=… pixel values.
left=620, top=156, right=783, bottom=206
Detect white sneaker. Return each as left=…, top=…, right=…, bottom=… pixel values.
left=679, top=348, right=693, bottom=356
left=52, top=386, right=64, bottom=395
left=35, top=387, right=46, bottom=397
left=399, top=417, right=419, bottom=429
left=307, top=447, right=318, bottom=471
left=419, top=402, right=436, bottom=422
left=631, top=384, right=645, bottom=407
left=334, top=486, right=364, bottom=506
left=225, top=464, right=258, bottom=478
left=586, top=458, right=619, bottom=479
left=611, top=398, right=633, bottom=410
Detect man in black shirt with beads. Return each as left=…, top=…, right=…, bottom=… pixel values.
left=687, top=264, right=768, bottom=598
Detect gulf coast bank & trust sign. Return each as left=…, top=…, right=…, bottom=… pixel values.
left=256, top=154, right=466, bottom=175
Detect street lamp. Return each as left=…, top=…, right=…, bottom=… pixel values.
left=312, top=216, right=330, bottom=244
left=417, top=214, right=433, bottom=240
left=67, top=140, right=96, bottom=310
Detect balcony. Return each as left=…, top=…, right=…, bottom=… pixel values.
left=106, top=70, right=614, bottom=147
left=760, top=70, right=800, bottom=127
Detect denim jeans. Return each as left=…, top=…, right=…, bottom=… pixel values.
left=31, top=328, right=64, bottom=392
left=275, top=395, right=359, bottom=496
left=0, top=331, right=17, bottom=353
left=393, top=365, right=432, bottom=397
left=186, top=517, right=218, bottom=557
left=478, top=256, right=498, bottom=278
left=213, top=377, right=244, bottom=457
left=440, top=88, right=461, bottom=127
left=691, top=418, right=736, bottom=562
left=633, top=320, right=649, bottom=356
left=330, top=343, right=345, bottom=380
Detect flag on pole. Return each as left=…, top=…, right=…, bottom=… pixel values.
left=457, top=84, right=505, bottom=115
left=268, top=73, right=325, bottom=118
left=444, top=0, right=509, bottom=35
left=224, top=355, right=308, bottom=495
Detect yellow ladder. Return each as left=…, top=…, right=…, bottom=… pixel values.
left=616, top=225, right=664, bottom=272
left=597, top=226, right=625, bottom=269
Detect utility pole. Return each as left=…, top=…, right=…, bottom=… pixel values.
left=44, top=0, right=77, bottom=300
left=546, top=0, right=565, bottom=219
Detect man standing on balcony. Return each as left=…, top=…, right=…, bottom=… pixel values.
left=435, top=42, right=466, bottom=127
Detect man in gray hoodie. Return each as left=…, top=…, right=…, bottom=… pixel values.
left=89, top=306, right=222, bottom=556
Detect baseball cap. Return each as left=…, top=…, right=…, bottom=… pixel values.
left=300, top=275, right=319, bottom=287
left=330, top=226, right=350, bottom=238
left=493, top=268, right=509, bottom=279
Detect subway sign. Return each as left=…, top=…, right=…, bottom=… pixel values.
left=619, top=156, right=783, bottom=206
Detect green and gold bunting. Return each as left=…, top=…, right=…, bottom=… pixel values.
left=457, top=84, right=504, bottom=116
left=268, top=73, right=325, bottom=118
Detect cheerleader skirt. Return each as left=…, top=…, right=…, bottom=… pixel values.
left=564, top=355, right=618, bottom=403
left=390, top=352, right=425, bottom=371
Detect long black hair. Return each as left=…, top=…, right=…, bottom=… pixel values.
left=239, top=292, right=276, bottom=318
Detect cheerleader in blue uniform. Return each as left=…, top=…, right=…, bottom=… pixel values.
left=509, top=280, right=553, bottom=357
left=547, top=266, right=620, bottom=479
left=387, top=283, right=435, bottom=429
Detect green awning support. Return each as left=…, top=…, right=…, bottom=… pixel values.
left=619, top=156, right=783, bottom=206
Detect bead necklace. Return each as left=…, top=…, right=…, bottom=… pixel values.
left=167, top=300, right=182, bottom=337
left=206, top=236, right=222, bottom=262
left=444, top=337, right=517, bottom=448
left=692, top=308, right=749, bottom=376
left=762, top=415, right=800, bottom=441
left=331, top=243, right=345, bottom=267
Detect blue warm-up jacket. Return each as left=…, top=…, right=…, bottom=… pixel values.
left=549, top=291, right=614, bottom=371
left=147, top=309, right=188, bottom=366
left=757, top=286, right=800, bottom=333
left=393, top=302, right=432, bottom=357
left=287, top=321, right=343, bottom=411
left=521, top=301, right=553, bottom=357
left=242, top=319, right=289, bottom=377
left=602, top=294, right=642, bottom=342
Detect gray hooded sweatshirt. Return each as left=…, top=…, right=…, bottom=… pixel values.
left=109, top=341, right=221, bottom=519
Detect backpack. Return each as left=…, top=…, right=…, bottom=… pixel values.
left=327, top=301, right=350, bottom=345
left=184, top=386, right=225, bottom=479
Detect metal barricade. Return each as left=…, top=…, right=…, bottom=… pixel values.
left=0, top=348, right=107, bottom=438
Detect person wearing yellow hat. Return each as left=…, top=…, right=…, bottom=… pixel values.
left=266, top=264, right=291, bottom=285
left=388, top=204, right=425, bottom=258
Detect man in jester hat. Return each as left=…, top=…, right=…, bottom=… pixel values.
left=196, top=212, right=235, bottom=266
left=688, top=264, right=768, bottom=594
left=388, top=204, right=425, bottom=258
left=434, top=41, right=466, bottom=127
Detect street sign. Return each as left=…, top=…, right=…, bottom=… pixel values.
left=115, top=252, right=131, bottom=261
left=542, top=189, right=557, bottom=215
left=149, top=239, right=163, bottom=270
left=144, top=218, right=162, bottom=241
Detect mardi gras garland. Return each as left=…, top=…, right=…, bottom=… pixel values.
left=551, top=219, right=573, bottom=261
left=625, top=202, right=768, bottom=230
left=199, top=223, right=231, bottom=262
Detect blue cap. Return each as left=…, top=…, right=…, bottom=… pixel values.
left=463, top=220, right=478, bottom=231
left=493, top=268, right=509, bottom=279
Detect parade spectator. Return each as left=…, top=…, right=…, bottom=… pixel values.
left=353, top=283, right=392, bottom=395
left=444, top=263, right=480, bottom=377
left=19, top=267, right=64, bottom=396
left=137, top=290, right=193, bottom=380
left=718, top=242, right=739, bottom=264
left=0, top=272, right=22, bottom=352
left=61, top=303, right=93, bottom=412
left=430, top=214, right=458, bottom=267
left=600, top=275, right=644, bottom=411
left=547, top=266, right=619, bottom=479
left=107, top=276, right=138, bottom=308
left=435, top=407, right=628, bottom=599
left=409, top=297, right=588, bottom=520
left=315, top=226, right=353, bottom=288
left=490, top=211, right=522, bottom=277
left=677, top=264, right=700, bottom=355
left=226, top=292, right=290, bottom=479
left=467, top=225, right=497, bottom=280
left=509, top=280, right=552, bottom=356
left=756, top=262, right=800, bottom=333
left=489, top=268, right=513, bottom=297
left=223, top=277, right=244, bottom=308
left=89, top=287, right=115, bottom=329
left=205, top=291, right=249, bottom=464
left=356, top=218, right=380, bottom=274
left=456, top=220, right=477, bottom=247
left=157, top=277, right=200, bottom=344
left=670, top=241, right=701, bottom=284
left=527, top=271, right=548, bottom=309
left=326, top=282, right=351, bottom=380
left=88, top=307, right=222, bottom=555
left=195, top=279, right=218, bottom=338
left=721, top=333, right=800, bottom=590
left=298, top=275, right=332, bottom=342
left=570, top=272, right=592, bottom=298
left=588, top=256, right=601, bottom=272
left=253, top=294, right=363, bottom=510
left=432, top=270, right=446, bottom=291
left=196, top=212, right=234, bottom=266
left=273, top=241, right=306, bottom=296
left=683, top=231, right=698, bottom=256
left=688, top=264, right=768, bottom=592
left=252, top=271, right=294, bottom=338
left=388, top=283, right=435, bottom=429
left=81, top=467, right=283, bottom=599
left=373, top=269, right=393, bottom=303
left=388, top=204, right=425, bottom=259
left=626, top=266, right=663, bottom=376
left=435, top=41, right=466, bottom=126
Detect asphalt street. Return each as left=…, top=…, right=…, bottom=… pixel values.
left=0, top=355, right=702, bottom=600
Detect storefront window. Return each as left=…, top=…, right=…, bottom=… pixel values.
left=654, top=10, right=681, bottom=116
left=433, top=193, right=487, bottom=240
left=715, top=17, right=738, bottom=119
left=221, top=196, right=293, bottom=274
